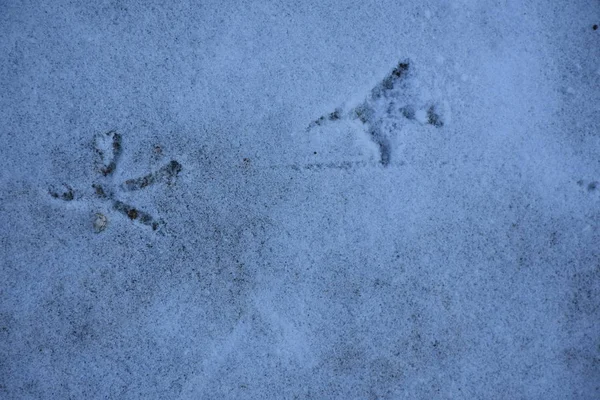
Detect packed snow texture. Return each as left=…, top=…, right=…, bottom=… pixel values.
left=1, top=0, right=599, bottom=398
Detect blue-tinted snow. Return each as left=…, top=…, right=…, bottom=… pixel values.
left=1, top=0, right=599, bottom=398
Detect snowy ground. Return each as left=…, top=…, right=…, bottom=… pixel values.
left=1, top=0, right=599, bottom=398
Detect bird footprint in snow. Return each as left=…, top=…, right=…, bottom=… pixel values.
left=307, top=60, right=447, bottom=166
left=49, top=131, right=182, bottom=232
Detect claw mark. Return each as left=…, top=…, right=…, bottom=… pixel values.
left=371, top=133, right=392, bottom=166
left=122, top=160, right=182, bottom=192
left=400, top=105, right=416, bottom=120
left=92, top=183, right=108, bottom=198
left=371, top=62, right=410, bottom=99
left=427, top=105, right=444, bottom=128
left=307, top=60, right=446, bottom=167
left=94, top=131, right=122, bottom=176
left=49, top=183, right=74, bottom=201
left=113, top=200, right=162, bottom=231
left=307, top=108, right=343, bottom=131
left=50, top=132, right=181, bottom=232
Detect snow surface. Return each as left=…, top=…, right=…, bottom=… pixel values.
left=1, top=0, right=599, bottom=398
